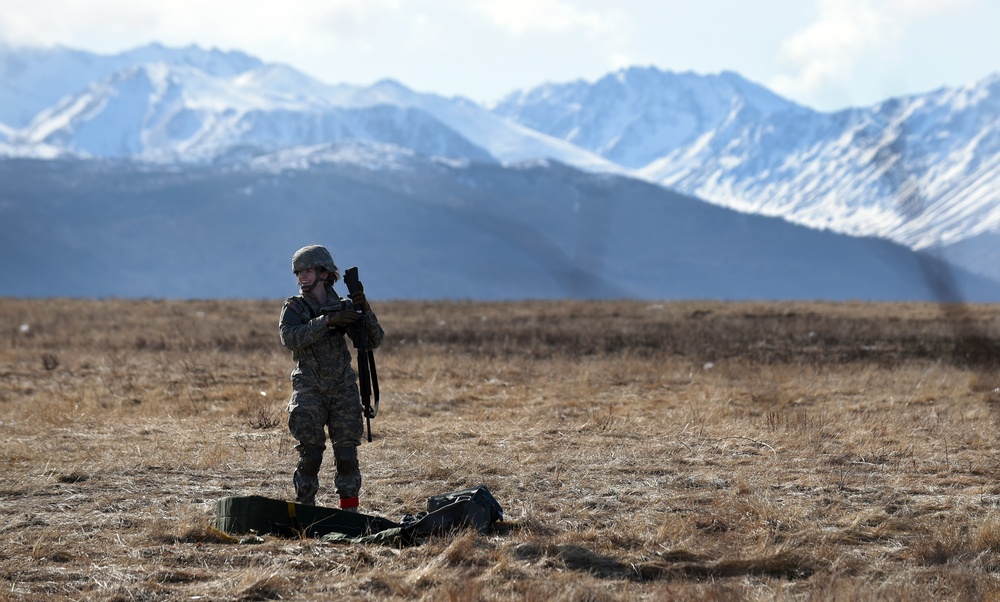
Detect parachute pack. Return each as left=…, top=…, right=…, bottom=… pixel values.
left=215, top=486, right=503, bottom=546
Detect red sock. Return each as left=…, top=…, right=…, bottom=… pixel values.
left=339, top=496, right=359, bottom=509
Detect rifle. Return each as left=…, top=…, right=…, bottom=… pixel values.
left=344, top=267, right=380, bottom=442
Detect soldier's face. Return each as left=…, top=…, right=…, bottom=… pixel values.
left=297, top=268, right=330, bottom=291
left=297, top=268, right=319, bottom=288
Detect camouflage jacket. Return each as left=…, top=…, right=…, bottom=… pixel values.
left=279, top=285, right=384, bottom=388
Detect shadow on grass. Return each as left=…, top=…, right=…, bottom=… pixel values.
left=514, top=542, right=815, bottom=582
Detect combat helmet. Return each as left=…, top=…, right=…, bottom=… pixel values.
left=291, top=244, right=340, bottom=282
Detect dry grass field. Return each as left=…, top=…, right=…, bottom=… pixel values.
left=2, top=297, right=1000, bottom=601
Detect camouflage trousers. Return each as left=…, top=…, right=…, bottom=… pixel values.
left=287, top=378, right=364, bottom=506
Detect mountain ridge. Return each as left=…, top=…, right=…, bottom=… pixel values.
left=1, top=43, right=998, bottom=293
left=498, top=66, right=1000, bottom=260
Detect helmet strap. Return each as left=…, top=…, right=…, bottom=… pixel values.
left=299, top=269, right=329, bottom=295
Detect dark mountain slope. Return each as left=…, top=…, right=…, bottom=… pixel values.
left=1, top=154, right=997, bottom=302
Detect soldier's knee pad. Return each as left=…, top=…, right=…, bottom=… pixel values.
left=333, top=446, right=359, bottom=475
left=297, top=446, right=324, bottom=476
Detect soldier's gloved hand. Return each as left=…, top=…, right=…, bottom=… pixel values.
left=350, top=288, right=371, bottom=314
left=326, top=310, right=361, bottom=329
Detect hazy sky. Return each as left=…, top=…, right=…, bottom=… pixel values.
left=1, top=0, right=997, bottom=111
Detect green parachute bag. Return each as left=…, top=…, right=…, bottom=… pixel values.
left=215, top=487, right=503, bottom=546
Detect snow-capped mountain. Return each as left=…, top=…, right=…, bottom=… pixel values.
left=495, top=67, right=1000, bottom=256
left=491, top=67, right=802, bottom=169
left=644, top=76, right=1000, bottom=251
left=1, top=43, right=998, bottom=288
left=0, top=42, right=262, bottom=129
left=325, top=79, right=621, bottom=171
left=13, top=62, right=496, bottom=162
left=0, top=43, right=615, bottom=169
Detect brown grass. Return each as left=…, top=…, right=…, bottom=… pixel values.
left=2, top=298, right=1000, bottom=600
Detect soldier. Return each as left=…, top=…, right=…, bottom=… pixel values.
left=278, top=244, right=385, bottom=511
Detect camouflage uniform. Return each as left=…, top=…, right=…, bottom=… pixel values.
left=279, top=248, right=384, bottom=509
